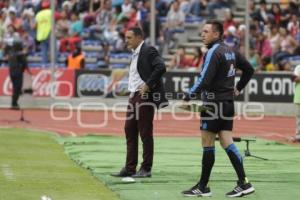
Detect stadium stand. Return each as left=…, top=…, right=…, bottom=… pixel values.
left=0, top=0, right=300, bottom=71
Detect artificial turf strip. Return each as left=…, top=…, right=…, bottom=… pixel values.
left=60, top=135, right=300, bottom=200
left=0, top=128, right=119, bottom=200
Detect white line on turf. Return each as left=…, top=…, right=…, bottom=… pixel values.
left=45, top=127, right=77, bottom=137
left=1, top=164, right=15, bottom=181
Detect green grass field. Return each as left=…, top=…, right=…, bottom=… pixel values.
left=1, top=128, right=300, bottom=200
left=59, top=135, right=300, bottom=200
left=0, top=128, right=118, bottom=200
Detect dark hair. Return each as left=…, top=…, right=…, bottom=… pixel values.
left=195, top=47, right=202, bottom=56
left=205, top=20, right=224, bottom=38
left=260, top=0, right=266, bottom=5
left=128, top=27, right=144, bottom=38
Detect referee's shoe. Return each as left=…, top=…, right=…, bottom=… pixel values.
left=226, top=179, right=255, bottom=197
left=182, top=183, right=212, bottom=197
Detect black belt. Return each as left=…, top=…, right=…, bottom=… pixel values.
left=129, top=91, right=140, bottom=98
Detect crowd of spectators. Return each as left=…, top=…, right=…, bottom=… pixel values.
left=224, top=0, right=300, bottom=72
left=0, top=0, right=299, bottom=72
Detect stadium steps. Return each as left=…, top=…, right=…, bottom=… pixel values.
left=82, top=40, right=103, bottom=52
left=178, top=42, right=203, bottom=48
left=188, top=36, right=201, bottom=43
left=168, top=47, right=198, bottom=55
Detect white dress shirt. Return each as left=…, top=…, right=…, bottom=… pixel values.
left=128, top=41, right=145, bottom=93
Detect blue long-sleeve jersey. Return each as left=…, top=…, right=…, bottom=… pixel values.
left=186, top=40, right=254, bottom=102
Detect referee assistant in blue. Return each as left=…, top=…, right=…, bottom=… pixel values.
left=181, top=20, right=255, bottom=197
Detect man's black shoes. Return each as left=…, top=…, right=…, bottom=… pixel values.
left=110, top=167, right=135, bottom=177
left=132, top=168, right=151, bottom=178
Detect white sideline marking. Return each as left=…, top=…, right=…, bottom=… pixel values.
left=2, top=164, right=15, bottom=181
left=45, top=127, right=77, bottom=137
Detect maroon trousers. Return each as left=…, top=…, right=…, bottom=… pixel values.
left=124, top=92, right=155, bottom=173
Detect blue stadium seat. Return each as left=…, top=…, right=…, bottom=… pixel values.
left=85, top=52, right=99, bottom=58
left=97, top=60, right=108, bottom=68
left=28, top=63, right=42, bottom=68
left=159, top=17, right=167, bottom=23
left=110, top=63, right=128, bottom=69
left=82, top=39, right=102, bottom=46
left=85, top=63, right=98, bottom=69
left=185, top=16, right=203, bottom=24
left=288, top=56, right=300, bottom=67
left=56, top=63, right=66, bottom=68
left=110, top=53, right=131, bottom=59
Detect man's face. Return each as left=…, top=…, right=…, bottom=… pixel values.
left=125, top=31, right=141, bottom=50
left=201, top=24, right=219, bottom=46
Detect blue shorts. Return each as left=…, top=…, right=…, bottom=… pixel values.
left=200, top=101, right=234, bottom=133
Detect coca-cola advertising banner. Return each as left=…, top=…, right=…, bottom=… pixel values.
left=0, top=68, right=75, bottom=97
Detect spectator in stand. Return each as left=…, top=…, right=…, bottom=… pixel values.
left=248, top=0, right=256, bottom=16
left=103, top=24, right=119, bottom=45
left=136, top=0, right=150, bottom=29
left=81, top=0, right=101, bottom=28
left=25, top=0, right=42, bottom=13
left=112, top=5, right=125, bottom=27
left=237, top=24, right=246, bottom=55
left=55, top=10, right=70, bottom=39
left=72, top=0, right=90, bottom=14
left=189, top=47, right=203, bottom=69
left=0, top=0, right=9, bottom=9
left=156, top=0, right=169, bottom=17
left=255, top=32, right=272, bottom=64
left=179, top=0, right=192, bottom=16
left=35, top=0, right=52, bottom=66
left=280, top=1, right=297, bottom=28
left=22, top=8, right=36, bottom=41
left=268, top=25, right=280, bottom=56
left=67, top=45, right=85, bottom=69
left=224, top=25, right=240, bottom=50
left=9, top=0, right=24, bottom=15
left=287, top=14, right=299, bottom=39
left=7, top=7, right=22, bottom=34
left=190, top=0, right=208, bottom=16
left=88, top=0, right=113, bottom=40
left=165, top=0, right=185, bottom=49
left=122, top=0, right=132, bottom=17
left=249, top=49, right=260, bottom=71
left=223, top=10, right=236, bottom=35
left=111, top=32, right=125, bottom=53
left=124, top=5, right=138, bottom=31
left=169, top=47, right=190, bottom=69
left=206, top=0, right=229, bottom=18
left=260, top=56, right=275, bottom=71
left=274, top=27, right=298, bottom=67
left=251, top=0, right=269, bottom=24
left=59, top=12, right=83, bottom=53
left=0, top=9, right=7, bottom=42
left=3, top=24, right=20, bottom=48
left=21, top=31, right=35, bottom=54
left=170, top=47, right=202, bottom=70
left=88, top=0, right=101, bottom=13
left=61, top=1, right=73, bottom=16
left=268, top=3, right=282, bottom=26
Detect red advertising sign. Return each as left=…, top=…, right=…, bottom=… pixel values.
left=0, top=68, right=75, bottom=97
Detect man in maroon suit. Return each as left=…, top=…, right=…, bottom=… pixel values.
left=111, top=27, right=168, bottom=178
